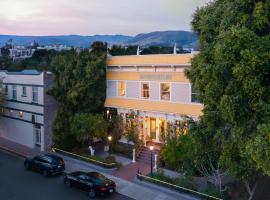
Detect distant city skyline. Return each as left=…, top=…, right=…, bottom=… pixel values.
left=0, top=0, right=210, bottom=36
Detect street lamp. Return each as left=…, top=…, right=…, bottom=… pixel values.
left=108, top=135, right=112, bottom=155
left=149, top=145, right=154, bottom=176
left=106, top=109, right=110, bottom=119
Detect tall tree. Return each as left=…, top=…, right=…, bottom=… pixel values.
left=50, top=41, right=107, bottom=149
left=186, top=0, right=270, bottom=199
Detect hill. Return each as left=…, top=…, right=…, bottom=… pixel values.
left=0, top=31, right=198, bottom=48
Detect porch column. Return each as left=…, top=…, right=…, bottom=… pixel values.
left=143, top=112, right=147, bottom=146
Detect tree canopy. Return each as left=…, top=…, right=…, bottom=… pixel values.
left=186, top=0, right=270, bottom=198
left=50, top=41, right=107, bottom=149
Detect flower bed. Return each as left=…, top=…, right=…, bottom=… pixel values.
left=137, top=171, right=223, bottom=200
left=52, top=147, right=120, bottom=169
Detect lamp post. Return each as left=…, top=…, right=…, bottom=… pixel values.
left=149, top=145, right=154, bottom=176
left=106, top=109, right=110, bottom=120
left=108, top=135, right=112, bottom=155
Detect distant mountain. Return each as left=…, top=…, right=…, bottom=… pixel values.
left=0, top=35, right=132, bottom=48
left=125, top=31, right=198, bottom=48
left=0, top=31, right=198, bottom=48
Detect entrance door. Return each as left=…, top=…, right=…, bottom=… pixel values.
left=34, top=127, right=41, bottom=147
left=150, top=118, right=156, bottom=140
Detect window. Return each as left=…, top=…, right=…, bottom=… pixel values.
left=118, top=81, right=125, bottom=97
left=12, top=85, right=17, bottom=100
left=4, top=85, right=8, bottom=95
left=32, top=115, right=36, bottom=123
left=32, top=87, right=38, bottom=103
left=160, top=83, right=170, bottom=101
left=141, top=83, right=149, bottom=99
left=22, top=86, right=27, bottom=97
left=191, top=85, right=200, bottom=103
left=19, top=111, right=23, bottom=118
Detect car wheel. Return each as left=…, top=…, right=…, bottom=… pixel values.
left=64, top=179, right=72, bottom=187
left=24, top=163, right=30, bottom=170
left=43, top=170, right=49, bottom=177
left=88, top=189, right=96, bottom=198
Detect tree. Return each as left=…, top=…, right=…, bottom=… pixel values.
left=50, top=41, right=107, bottom=149
left=186, top=1, right=270, bottom=199
left=71, top=113, right=107, bottom=145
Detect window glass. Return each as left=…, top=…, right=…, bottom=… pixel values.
left=160, top=83, right=170, bottom=101
left=12, top=85, right=17, bottom=100
left=32, top=87, right=38, bottom=103
left=4, top=85, right=8, bottom=95
left=191, top=85, right=200, bottom=103
left=118, top=81, right=125, bottom=97
left=141, top=83, right=149, bottom=99
left=22, top=86, right=27, bottom=96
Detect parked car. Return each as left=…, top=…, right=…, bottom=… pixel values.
left=63, top=171, right=116, bottom=198
left=24, top=154, right=65, bottom=177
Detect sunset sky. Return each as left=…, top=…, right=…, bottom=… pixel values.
left=0, top=0, right=210, bottom=36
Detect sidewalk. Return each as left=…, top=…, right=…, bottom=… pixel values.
left=0, top=137, right=40, bottom=157
left=0, top=137, right=199, bottom=200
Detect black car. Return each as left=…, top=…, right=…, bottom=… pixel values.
left=63, top=171, right=116, bottom=198
left=24, top=154, right=65, bottom=177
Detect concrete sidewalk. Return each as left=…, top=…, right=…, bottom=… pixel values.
left=0, top=137, right=199, bottom=200
left=61, top=153, right=198, bottom=200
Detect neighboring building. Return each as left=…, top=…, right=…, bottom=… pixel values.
left=0, top=70, right=58, bottom=151
left=37, top=44, right=72, bottom=51
left=105, top=54, right=203, bottom=145
left=8, top=46, right=36, bottom=60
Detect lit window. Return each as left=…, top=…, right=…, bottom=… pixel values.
left=191, top=85, right=200, bottom=103
left=12, top=85, right=17, bottom=100
left=22, top=86, right=27, bottom=97
left=141, top=83, right=149, bottom=99
left=160, top=83, right=170, bottom=101
left=19, top=111, right=23, bottom=118
left=32, top=87, right=38, bottom=103
left=118, top=81, right=125, bottom=97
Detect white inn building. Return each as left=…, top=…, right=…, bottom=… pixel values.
left=0, top=70, right=58, bottom=151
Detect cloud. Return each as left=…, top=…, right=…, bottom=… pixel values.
left=0, top=0, right=211, bottom=36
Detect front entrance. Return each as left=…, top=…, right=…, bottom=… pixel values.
left=150, top=118, right=156, bottom=140
left=34, top=126, right=41, bottom=147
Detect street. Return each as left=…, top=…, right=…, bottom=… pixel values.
left=0, top=150, right=133, bottom=200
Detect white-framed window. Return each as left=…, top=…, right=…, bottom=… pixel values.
left=160, top=83, right=170, bottom=101
left=12, top=85, right=17, bottom=100
left=32, top=87, right=38, bottom=103
left=117, top=81, right=125, bottom=97
left=141, top=82, right=150, bottom=99
left=22, top=86, right=27, bottom=97
left=191, top=85, right=200, bottom=103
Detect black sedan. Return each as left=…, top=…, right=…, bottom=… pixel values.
left=63, top=171, right=116, bottom=198
left=24, top=154, right=65, bottom=177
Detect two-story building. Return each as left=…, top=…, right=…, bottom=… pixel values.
left=0, top=70, right=57, bottom=151
left=105, top=54, right=203, bottom=145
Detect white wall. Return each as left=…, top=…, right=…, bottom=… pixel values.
left=0, top=117, right=36, bottom=148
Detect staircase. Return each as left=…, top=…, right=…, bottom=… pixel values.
left=137, top=146, right=160, bottom=165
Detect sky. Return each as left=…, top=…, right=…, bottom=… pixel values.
left=0, top=0, right=210, bottom=36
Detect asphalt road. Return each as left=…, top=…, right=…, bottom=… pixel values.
left=0, top=150, right=133, bottom=200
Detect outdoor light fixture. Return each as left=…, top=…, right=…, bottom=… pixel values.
left=108, top=135, right=112, bottom=142
left=149, top=145, right=154, bottom=175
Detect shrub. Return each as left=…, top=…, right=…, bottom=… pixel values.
left=105, top=155, right=116, bottom=163
left=111, top=143, right=133, bottom=158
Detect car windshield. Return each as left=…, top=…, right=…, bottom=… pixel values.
left=88, top=172, right=106, bottom=180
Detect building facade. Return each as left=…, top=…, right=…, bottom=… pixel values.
left=105, top=54, right=203, bottom=145
left=0, top=70, right=58, bottom=151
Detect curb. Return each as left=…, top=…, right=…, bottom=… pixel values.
left=0, top=146, right=28, bottom=158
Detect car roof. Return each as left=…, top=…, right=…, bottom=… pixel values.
left=44, top=154, right=63, bottom=160
left=69, top=171, right=87, bottom=176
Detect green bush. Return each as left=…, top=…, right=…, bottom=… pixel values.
left=200, top=185, right=223, bottom=199
left=105, top=155, right=116, bottom=163
left=111, top=143, right=133, bottom=158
